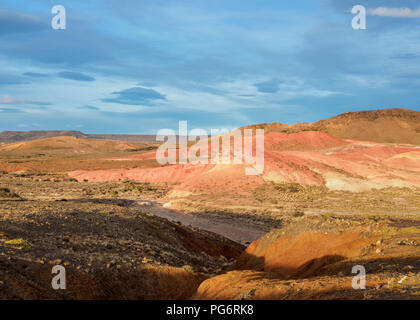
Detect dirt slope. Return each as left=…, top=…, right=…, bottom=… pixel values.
left=245, top=108, right=420, bottom=145
left=235, top=230, right=370, bottom=277
left=69, top=131, right=420, bottom=193
left=0, top=176, right=244, bottom=299
left=0, top=130, right=88, bottom=144
left=0, top=136, right=143, bottom=155
left=193, top=217, right=420, bottom=300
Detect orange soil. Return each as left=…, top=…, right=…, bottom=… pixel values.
left=192, top=230, right=383, bottom=300
left=192, top=228, right=420, bottom=300
left=236, top=231, right=372, bottom=278
left=68, top=131, right=420, bottom=193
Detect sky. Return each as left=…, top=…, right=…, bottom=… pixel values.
left=0, top=0, right=420, bottom=134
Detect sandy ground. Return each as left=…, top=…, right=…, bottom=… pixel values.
left=0, top=171, right=419, bottom=300
left=139, top=201, right=267, bottom=245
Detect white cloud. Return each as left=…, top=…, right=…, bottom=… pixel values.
left=0, top=95, right=21, bottom=104
left=368, top=7, right=420, bottom=18
left=0, top=94, right=50, bottom=105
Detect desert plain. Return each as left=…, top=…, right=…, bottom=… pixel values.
left=0, top=108, right=419, bottom=300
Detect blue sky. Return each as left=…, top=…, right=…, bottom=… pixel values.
left=0, top=0, right=419, bottom=133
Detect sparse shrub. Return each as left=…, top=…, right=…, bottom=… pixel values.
left=253, top=182, right=326, bottom=204
left=4, top=238, right=31, bottom=249
left=293, top=211, right=305, bottom=217
left=0, top=187, right=21, bottom=199
left=286, top=183, right=302, bottom=193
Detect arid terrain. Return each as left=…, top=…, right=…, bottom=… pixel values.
left=0, top=108, right=419, bottom=300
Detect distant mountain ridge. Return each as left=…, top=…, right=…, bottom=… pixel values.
left=0, top=130, right=87, bottom=144
left=0, top=130, right=157, bottom=144
left=0, top=136, right=144, bottom=155
left=244, top=108, right=420, bottom=145
left=1, top=108, right=420, bottom=145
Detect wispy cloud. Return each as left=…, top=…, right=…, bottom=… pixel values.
left=0, top=107, right=23, bottom=113
left=0, top=9, right=46, bottom=35
left=0, top=95, right=50, bottom=106
left=368, top=7, right=420, bottom=18
left=102, top=87, right=166, bottom=106
left=78, top=105, right=99, bottom=111
left=23, top=72, right=50, bottom=78
left=57, top=71, right=96, bottom=82
left=0, top=95, right=21, bottom=104
left=0, top=74, right=30, bottom=85
left=254, top=79, right=282, bottom=93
